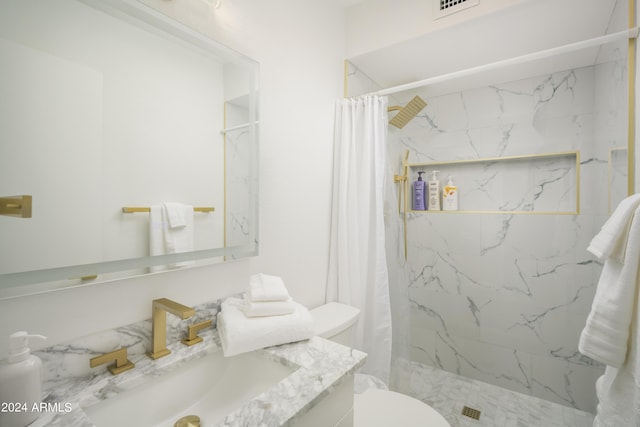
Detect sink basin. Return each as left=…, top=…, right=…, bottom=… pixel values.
left=83, top=350, right=295, bottom=427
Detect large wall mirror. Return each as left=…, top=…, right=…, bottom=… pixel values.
left=0, top=0, right=259, bottom=298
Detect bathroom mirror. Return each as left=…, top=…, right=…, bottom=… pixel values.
left=0, top=0, right=259, bottom=298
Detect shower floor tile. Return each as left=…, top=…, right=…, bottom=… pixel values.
left=408, top=362, right=594, bottom=427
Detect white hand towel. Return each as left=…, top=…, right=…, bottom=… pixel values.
left=149, top=205, right=165, bottom=262
left=161, top=203, right=194, bottom=255
left=243, top=295, right=296, bottom=317
left=163, top=202, right=188, bottom=228
left=217, top=297, right=314, bottom=357
left=149, top=203, right=194, bottom=272
left=247, top=273, right=290, bottom=302
left=579, top=202, right=640, bottom=368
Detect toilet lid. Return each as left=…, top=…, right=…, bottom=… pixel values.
left=354, top=389, right=451, bottom=427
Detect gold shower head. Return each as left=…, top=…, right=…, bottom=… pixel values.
left=388, top=96, right=427, bottom=129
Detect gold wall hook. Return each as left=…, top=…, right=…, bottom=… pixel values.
left=89, top=347, right=135, bottom=375
left=0, top=195, right=32, bottom=218
left=182, top=319, right=213, bottom=346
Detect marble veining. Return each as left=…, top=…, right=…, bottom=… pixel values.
left=408, top=361, right=594, bottom=427
left=28, top=298, right=366, bottom=427
left=344, top=6, right=628, bottom=415
left=354, top=56, right=625, bottom=413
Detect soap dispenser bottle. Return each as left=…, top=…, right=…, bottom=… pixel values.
left=0, top=331, right=47, bottom=427
left=412, top=171, right=426, bottom=210
left=428, top=170, right=441, bottom=211
left=443, top=175, right=458, bottom=211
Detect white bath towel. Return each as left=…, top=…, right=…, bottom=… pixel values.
left=217, top=297, right=314, bottom=357
left=243, top=295, right=296, bottom=318
left=579, top=198, right=640, bottom=426
left=247, top=273, right=290, bottom=302
left=580, top=200, right=640, bottom=368
left=149, top=203, right=194, bottom=272
left=587, top=194, right=640, bottom=261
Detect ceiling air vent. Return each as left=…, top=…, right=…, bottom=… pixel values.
left=434, top=0, right=479, bottom=20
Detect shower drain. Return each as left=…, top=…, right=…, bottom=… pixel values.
left=461, top=405, right=481, bottom=420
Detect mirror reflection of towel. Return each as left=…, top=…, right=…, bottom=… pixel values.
left=163, top=202, right=188, bottom=229
left=149, top=203, right=194, bottom=272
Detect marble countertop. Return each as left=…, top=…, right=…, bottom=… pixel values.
left=31, top=330, right=366, bottom=426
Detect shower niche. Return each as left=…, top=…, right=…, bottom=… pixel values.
left=404, top=151, right=580, bottom=214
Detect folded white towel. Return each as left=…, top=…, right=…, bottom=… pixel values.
left=579, top=201, right=640, bottom=368
left=217, top=297, right=314, bottom=357
left=243, top=295, right=296, bottom=317
left=163, top=202, right=188, bottom=229
left=247, top=273, right=290, bottom=302
left=587, top=194, right=640, bottom=261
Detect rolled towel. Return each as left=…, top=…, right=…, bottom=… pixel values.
left=247, top=273, right=290, bottom=302
left=217, top=297, right=314, bottom=357
left=243, top=295, right=296, bottom=317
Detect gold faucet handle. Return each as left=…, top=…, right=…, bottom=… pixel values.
left=90, top=347, right=135, bottom=375
left=181, top=319, right=213, bottom=346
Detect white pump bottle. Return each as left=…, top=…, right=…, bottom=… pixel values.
left=427, top=170, right=441, bottom=211
left=0, top=331, right=47, bottom=427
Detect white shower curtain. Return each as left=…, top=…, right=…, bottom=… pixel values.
left=327, top=95, right=393, bottom=384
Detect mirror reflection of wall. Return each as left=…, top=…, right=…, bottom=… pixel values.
left=0, top=0, right=259, bottom=296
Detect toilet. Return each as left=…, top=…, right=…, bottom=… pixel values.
left=310, top=302, right=451, bottom=427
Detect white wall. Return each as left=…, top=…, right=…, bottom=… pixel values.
left=344, top=0, right=529, bottom=59
left=0, top=0, right=345, bottom=356
left=345, top=0, right=618, bottom=93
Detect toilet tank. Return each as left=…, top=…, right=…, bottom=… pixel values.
left=310, top=302, right=360, bottom=346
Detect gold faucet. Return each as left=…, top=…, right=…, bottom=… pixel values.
left=149, top=298, right=196, bottom=359
left=90, top=347, right=135, bottom=375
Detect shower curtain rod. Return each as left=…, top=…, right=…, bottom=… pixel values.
left=371, top=27, right=639, bottom=97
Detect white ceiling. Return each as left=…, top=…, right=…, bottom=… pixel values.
left=347, top=0, right=623, bottom=98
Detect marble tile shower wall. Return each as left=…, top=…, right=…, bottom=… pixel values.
left=225, top=114, right=255, bottom=254
left=346, top=52, right=627, bottom=413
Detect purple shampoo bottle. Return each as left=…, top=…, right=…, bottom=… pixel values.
left=413, top=171, right=426, bottom=210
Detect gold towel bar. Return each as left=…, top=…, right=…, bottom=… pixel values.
left=122, top=206, right=215, bottom=213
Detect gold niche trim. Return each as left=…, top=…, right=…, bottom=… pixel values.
left=403, top=150, right=581, bottom=215
left=394, top=150, right=581, bottom=260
